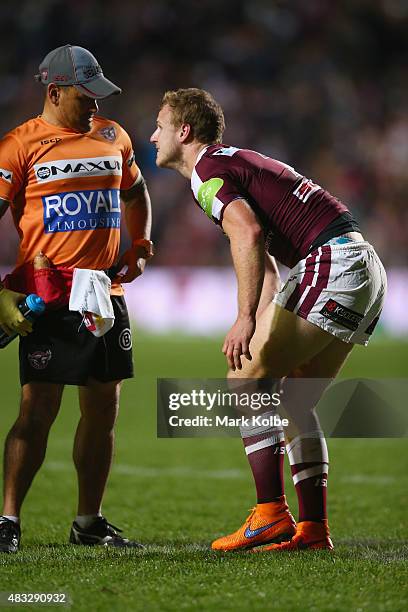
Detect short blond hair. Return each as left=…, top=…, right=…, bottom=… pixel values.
left=161, top=88, right=225, bottom=144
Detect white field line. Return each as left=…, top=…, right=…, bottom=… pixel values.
left=43, top=461, right=399, bottom=484
left=339, top=474, right=398, bottom=485
left=45, top=461, right=247, bottom=479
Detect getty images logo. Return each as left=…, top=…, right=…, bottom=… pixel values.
left=34, top=156, right=122, bottom=184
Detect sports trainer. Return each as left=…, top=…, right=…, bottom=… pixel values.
left=0, top=288, right=34, bottom=337
left=150, top=88, right=386, bottom=551
left=0, top=45, right=153, bottom=552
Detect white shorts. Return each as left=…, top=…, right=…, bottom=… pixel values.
left=273, top=240, right=387, bottom=345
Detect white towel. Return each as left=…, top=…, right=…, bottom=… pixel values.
left=69, top=269, right=115, bottom=337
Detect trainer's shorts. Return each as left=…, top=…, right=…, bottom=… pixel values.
left=273, top=241, right=387, bottom=345
left=19, top=296, right=134, bottom=386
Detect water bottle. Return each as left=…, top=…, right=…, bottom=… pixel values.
left=0, top=294, right=45, bottom=348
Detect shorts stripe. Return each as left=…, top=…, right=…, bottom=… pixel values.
left=274, top=241, right=386, bottom=346
left=285, top=251, right=318, bottom=312
left=297, top=246, right=332, bottom=318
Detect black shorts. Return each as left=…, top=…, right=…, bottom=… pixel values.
left=19, top=296, right=134, bottom=386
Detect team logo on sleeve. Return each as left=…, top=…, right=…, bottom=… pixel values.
left=98, top=126, right=117, bottom=142
left=197, top=178, right=224, bottom=218
left=0, top=168, right=13, bottom=184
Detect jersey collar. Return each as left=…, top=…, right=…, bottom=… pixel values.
left=194, top=145, right=210, bottom=168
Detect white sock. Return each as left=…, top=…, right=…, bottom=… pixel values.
left=1, top=515, right=20, bottom=524
left=75, top=513, right=102, bottom=529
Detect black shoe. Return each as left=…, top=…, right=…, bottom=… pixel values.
left=69, top=516, right=145, bottom=549
left=0, top=517, right=20, bottom=553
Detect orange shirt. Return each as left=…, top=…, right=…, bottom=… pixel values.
left=0, top=115, right=139, bottom=282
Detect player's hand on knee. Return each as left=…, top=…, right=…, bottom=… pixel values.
left=0, top=288, right=33, bottom=336
left=222, top=315, right=255, bottom=371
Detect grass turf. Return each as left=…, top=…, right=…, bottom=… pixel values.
left=0, top=335, right=407, bottom=611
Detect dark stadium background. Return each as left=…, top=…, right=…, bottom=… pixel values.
left=0, top=3, right=407, bottom=610
left=0, top=0, right=407, bottom=268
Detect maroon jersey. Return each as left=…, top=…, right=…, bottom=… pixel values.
left=191, top=145, right=349, bottom=268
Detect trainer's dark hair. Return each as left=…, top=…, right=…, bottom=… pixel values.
left=161, top=88, right=225, bottom=144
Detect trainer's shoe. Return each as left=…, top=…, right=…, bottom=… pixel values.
left=258, top=520, right=333, bottom=551
left=211, top=496, right=296, bottom=551
left=69, top=517, right=145, bottom=549
left=0, top=517, right=20, bottom=553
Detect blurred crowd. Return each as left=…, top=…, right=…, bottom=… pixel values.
left=0, top=0, right=407, bottom=268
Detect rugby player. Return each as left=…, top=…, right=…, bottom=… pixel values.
left=0, top=45, right=153, bottom=552
left=150, top=88, right=386, bottom=551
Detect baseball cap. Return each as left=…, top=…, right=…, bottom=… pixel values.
left=35, top=44, right=121, bottom=99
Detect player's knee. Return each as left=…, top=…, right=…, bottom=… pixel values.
left=81, top=399, right=119, bottom=430
left=18, top=387, right=61, bottom=431
left=13, top=409, right=55, bottom=438
left=92, top=405, right=118, bottom=429
left=79, top=380, right=121, bottom=425
left=227, top=359, right=270, bottom=379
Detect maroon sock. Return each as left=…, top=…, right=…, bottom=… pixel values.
left=291, top=461, right=327, bottom=522
left=243, top=433, right=285, bottom=503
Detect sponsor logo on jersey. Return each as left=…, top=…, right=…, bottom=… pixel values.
left=212, top=146, right=240, bottom=157
left=34, top=155, right=122, bottom=184
left=293, top=177, right=322, bottom=203
left=28, top=349, right=52, bottom=370
left=320, top=299, right=363, bottom=331
left=197, top=177, right=224, bottom=218
left=98, top=126, right=117, bottom=142
left=40, top=138, right=62, bottom=146
left=42, top=188, right=121, bottom=233
left=0, top=167, right=13, bottom=184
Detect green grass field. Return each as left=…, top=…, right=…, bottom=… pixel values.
left=0, top=335, right=407, bottom=611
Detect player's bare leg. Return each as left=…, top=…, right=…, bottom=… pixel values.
left=215, top=303, right=353, bottom=551
left=2, top=383, right=64, bottom=517
left=70, top=379, right=144, bottom=549
left=74, top=378, right=121, bottom=516
left=230, top=302, right=339, bottom=379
